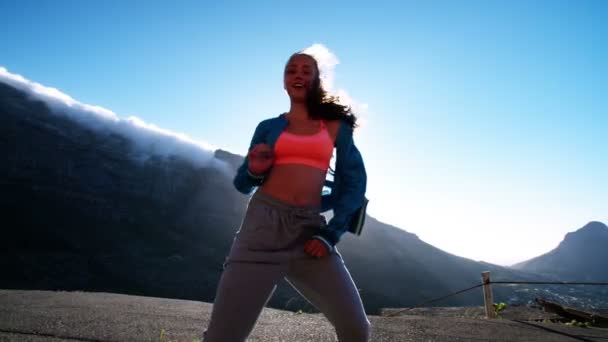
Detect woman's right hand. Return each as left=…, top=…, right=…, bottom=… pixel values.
left=247, top=143, right=274, bottom=175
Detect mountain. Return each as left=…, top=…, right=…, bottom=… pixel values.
left=512, top=221, right=608, bottom=282
left=0, top=78, right=560, bottom=314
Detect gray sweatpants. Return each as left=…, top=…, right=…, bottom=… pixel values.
left=203, top=190, right=370, bottom=342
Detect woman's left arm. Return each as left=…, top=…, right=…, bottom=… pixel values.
left=313, top=123, right=367, bottom=251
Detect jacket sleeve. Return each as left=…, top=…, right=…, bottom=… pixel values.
left=316, top=123, right=367, bottom=246
left=233, top=120, right=269, bottom=194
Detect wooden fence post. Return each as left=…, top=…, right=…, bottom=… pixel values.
left=482, top=271, right=496, bottom=319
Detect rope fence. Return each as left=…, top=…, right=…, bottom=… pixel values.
left=384, top=272, right=608, bottom=318
left=489, top=281, right=608, bottom=286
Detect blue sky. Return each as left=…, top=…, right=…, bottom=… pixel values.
left=1, top=0, right=606, bottom=265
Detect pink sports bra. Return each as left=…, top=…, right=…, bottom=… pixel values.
left=274, top=120, right=333, bottom=171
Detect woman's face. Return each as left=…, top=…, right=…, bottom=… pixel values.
left=284, top=54, right=318, bottom=103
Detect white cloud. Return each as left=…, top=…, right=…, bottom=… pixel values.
left=0, top=66, right=228, bottom=172
left=302, top=43, right=369, bottom=126
left=302, top=43, right=340, bottom=91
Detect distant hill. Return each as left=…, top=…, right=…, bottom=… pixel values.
left=511, top=221, right=608, bottom=282
left=0, top=78, right=559, bottom=314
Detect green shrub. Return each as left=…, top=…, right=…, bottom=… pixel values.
left=493, top=302, right=507, bottom=315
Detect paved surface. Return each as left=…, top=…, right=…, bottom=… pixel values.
left=1, top=290, right=607, bottom=341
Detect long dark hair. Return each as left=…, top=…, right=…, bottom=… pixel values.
left=287, top=53, right=358, bottom=129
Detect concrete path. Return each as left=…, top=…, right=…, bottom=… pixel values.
left=1, top=290, right=607, bottom=341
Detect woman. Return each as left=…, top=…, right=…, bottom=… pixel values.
left=203, top=52, right=370, bottom=342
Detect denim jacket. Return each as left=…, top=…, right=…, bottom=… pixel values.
left=233, top=113, right=367, bottom=247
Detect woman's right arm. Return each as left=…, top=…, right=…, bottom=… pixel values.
left=233, top=120, right=268, bottom=194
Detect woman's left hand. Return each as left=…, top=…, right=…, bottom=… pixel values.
left=304, top=239, right=330, bottom=258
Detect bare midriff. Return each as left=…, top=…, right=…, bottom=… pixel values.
left=259, top=164, right=327, bottom=208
